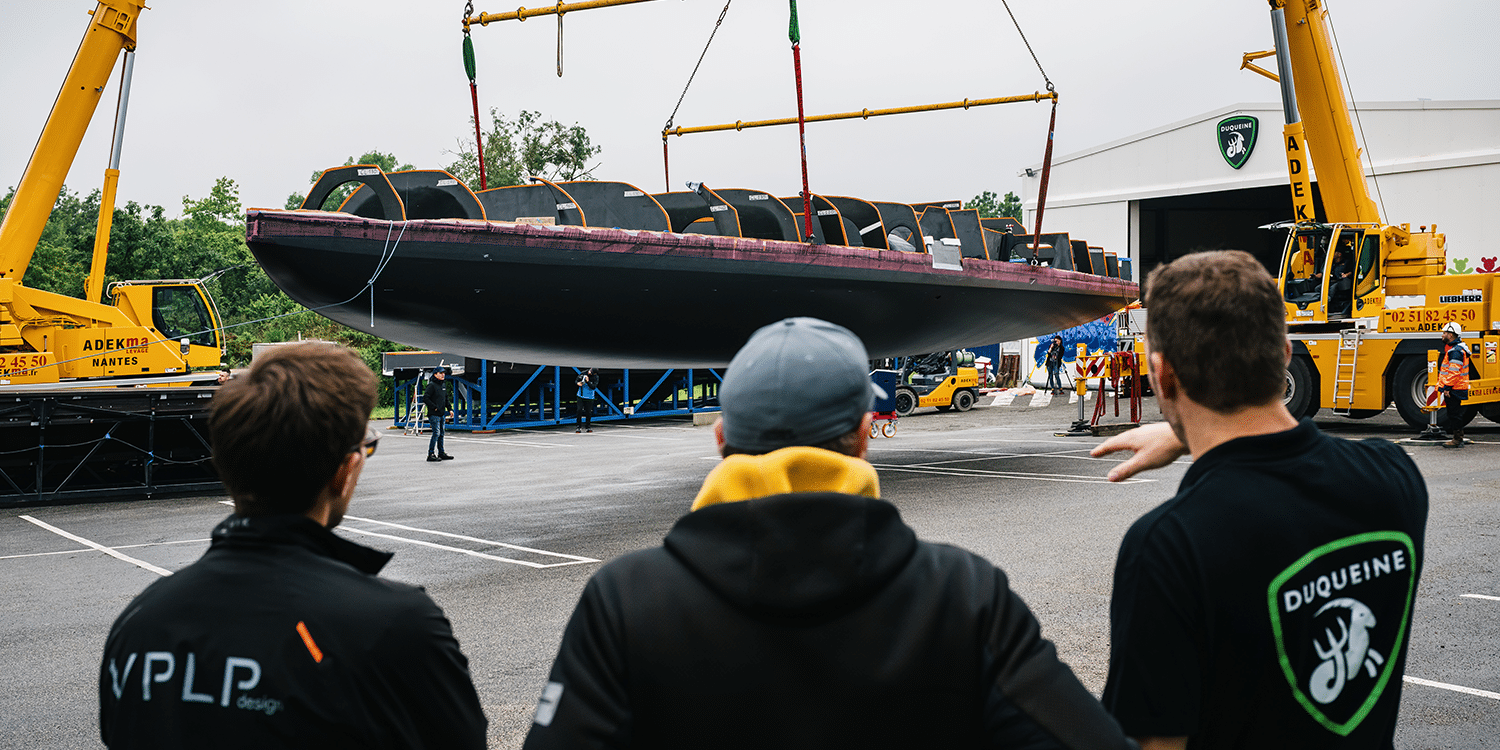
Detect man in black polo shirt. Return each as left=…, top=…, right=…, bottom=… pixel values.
left=1091, top=251, right=1427, bottom=749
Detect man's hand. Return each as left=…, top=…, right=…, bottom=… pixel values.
left=1090, top=422, right=1187, bottom=482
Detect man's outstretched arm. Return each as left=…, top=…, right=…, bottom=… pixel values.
left=1090, top=423, right=1187, bottom=482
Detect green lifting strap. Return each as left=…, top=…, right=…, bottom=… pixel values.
left=463, top=34, right=477, bottom=82
left=787, top=0, right=800, bottom=44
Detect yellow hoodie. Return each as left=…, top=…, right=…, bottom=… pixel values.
left=691, top=446, right=880, bottom=511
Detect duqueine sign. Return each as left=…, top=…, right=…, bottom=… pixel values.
left=1218, top=115, right=1259, bottom=170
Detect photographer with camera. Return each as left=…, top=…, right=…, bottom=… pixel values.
left=575, top=368, right=597, bottom=434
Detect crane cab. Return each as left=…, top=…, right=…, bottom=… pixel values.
left=1278, top=224, right=1383, bottom=325
left=110, top=281, right=224, bottom=367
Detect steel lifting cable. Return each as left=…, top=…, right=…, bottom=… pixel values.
left=998, top=0, right=1059, bottom=262
left=661, top=0, right=734, bottom=190
left=1324, top=1, right=1388, bottom=221
left=999, top=0, right=1054, bottom=94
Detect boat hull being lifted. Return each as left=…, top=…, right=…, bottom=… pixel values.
left=246, top=209, right=1137, bottom=368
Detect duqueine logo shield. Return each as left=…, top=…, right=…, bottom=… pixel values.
left=1218, top=115, right=1258, bottom=169
left=1268, top=532, right=1417, bottom=736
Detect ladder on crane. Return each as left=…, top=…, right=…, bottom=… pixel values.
left=1331, top=328, right=1362, bottom=415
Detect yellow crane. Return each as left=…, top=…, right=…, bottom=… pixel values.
left=1241, top=0, right=1497, bottom=429
left=1, top=1, right=227, bottom=502
left=0, top=0, right=224, bottom=386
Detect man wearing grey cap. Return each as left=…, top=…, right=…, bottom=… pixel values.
left=523, top=318, right=1133, bottom=750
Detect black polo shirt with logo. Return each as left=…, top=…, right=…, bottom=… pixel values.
left=1103, top=419, right=1427, bottom=749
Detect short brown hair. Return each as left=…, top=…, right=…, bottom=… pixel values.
left=209, top=343, right=376, bottom=514
left=1145, top=250, right=1287, bottom=412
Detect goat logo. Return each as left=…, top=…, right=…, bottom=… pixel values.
left=1308, top=598, right=1385, bottom=704
left=1268, top=532, right=1417, bottom=736
left=1217, top=115, right=1258, bottom=169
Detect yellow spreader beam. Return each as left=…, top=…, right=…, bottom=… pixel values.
left=662, top=92, right=1058, bottom=138
left=465, top=0, right=659, bottom=27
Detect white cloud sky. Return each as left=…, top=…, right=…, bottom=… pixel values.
left=3, top=0, right=1496, bottom=216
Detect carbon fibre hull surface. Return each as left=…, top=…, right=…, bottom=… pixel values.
left=245, top=210, right=1137, bottom=368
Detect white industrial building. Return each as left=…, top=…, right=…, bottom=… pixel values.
left=1018, top=100, right=1500, bottom=283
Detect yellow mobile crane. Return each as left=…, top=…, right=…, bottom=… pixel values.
left=0, top=0, right=224, bottom=385
left=1, top=1, right=226, bottom=502
left=1241, top=0, right=1498, bottom=429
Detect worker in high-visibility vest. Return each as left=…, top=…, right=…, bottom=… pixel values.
left=1438, top=321, right=1472, bottom=448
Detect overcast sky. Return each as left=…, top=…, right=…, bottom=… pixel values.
left=3, top=0, right=1496, bottom=217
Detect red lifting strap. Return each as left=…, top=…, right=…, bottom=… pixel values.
left=1030, top=97, right=1058, bottom=261
left=792, top=42, right=814, bottom=242
left=470, top=82, right=488, bottom=191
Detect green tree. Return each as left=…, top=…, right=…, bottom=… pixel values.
left=287, top=151, right=416, bottom=211
left=964, top=190, right=1023, bottom=220
left=2, top=178, right=408, bottom=405
left=446, top=109, right=602, bottom=190
left=8, top=185, right=98, bottom=297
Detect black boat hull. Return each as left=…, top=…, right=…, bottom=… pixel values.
left=246, top=211, right=1137, bottom=368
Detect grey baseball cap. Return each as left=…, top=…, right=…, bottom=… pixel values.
left=720, top=317, right=886, bottom=453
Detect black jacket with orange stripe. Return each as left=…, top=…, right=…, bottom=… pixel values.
left=99, top=513, right=487, bottom=749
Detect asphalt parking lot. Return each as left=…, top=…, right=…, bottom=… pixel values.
left=2, top=393, right=1495, bottom=749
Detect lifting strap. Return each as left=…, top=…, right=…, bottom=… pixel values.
left=789, top=0, right=813, bottom=242
left=1031, top=97, right=1057, bottom=263
left=462, top=1, right=488, bottom=190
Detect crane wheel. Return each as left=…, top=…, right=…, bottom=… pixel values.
left=1392, top=355, right=1478, bottom=430
left=1284, top=357, right=1316, bottom=420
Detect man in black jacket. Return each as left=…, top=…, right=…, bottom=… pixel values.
left=99, top=342, right=487, bottom=749
left=425, top=366, right=454, bottom=461
left=522, top=317, right=1133, bottom=750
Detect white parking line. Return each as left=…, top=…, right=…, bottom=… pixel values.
left=212, top=504, right=596, bottom=569
left=341, top=514, right=598, bottom=563
left=565, top=431, right=686, bottom=442
left=339, top=527, right=595, bottom=569
left=0, top=538, right=209, bottom=561
left=18, top=515, right=172, bottom=576
left=1461, top=594, right=1500, bottom=602
left=900, top=448, right=1112, bottom=468
left=871, top=463, right=1152, bottom=484
left=1404, top=676, right=1500, bottom=701
left=391, top=434, right=573, bottom=449
left=593, top=423, right=701, bottom=433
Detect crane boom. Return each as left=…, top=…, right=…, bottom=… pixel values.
left=0, top=0, right=144, bottom=281
left=1268, top=0, right=1380, bottom=225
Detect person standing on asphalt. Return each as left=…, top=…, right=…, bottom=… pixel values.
left=99, top=342, right=487, bottom=749
left=1045, top=336, right=1066, bottom=394
left=576, top=368, right=597, bottom=434
left=522, top=317, right=1134, bottom=750
left=1091, top=251, right=1427, bottom=750
left=1437, top=321, right=1471, bottom=448
left=425, top=367, right=454, bottom=461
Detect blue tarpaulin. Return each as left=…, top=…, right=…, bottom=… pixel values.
left=1033, top=316, right=1118, bottom=368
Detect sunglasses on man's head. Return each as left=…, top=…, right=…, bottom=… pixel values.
left=352, top=426, right=380, bottom=458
